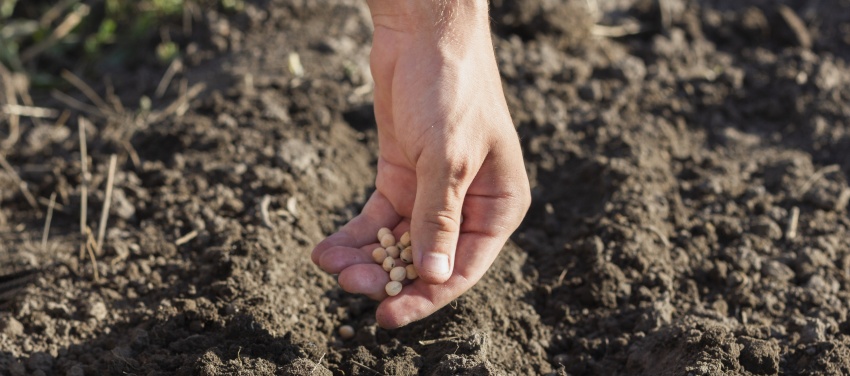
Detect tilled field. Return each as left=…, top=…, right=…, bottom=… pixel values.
left=2, top=0, right=850, bottom=375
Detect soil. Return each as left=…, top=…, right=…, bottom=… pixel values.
left=2, top=0, right=850, bottom=375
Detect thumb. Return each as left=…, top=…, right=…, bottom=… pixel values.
left=412, top=150, right=478, bottom=284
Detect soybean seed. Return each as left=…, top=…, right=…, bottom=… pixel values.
left=390, top=266, right=407, bottom=281
left=382, top=257, right=396, bottom=272
left=380, top=233, right=396, bottom=248
left=400, top=247, right=413, bottom=263
left=405, top=264, right=418, bottom=280
left=386, top=245, right=400, bottom=258
left=339, top=325, right=355, bottom=339
left=385, top=281, right=403, bottom=296
left=372, top=247, right=388, bottom=263
left=400, top=231, right=411, bottom=247
left=377, top=227, right=392, bottom=239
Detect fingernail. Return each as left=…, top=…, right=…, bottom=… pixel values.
left=421, top=253, right=450, bottom=275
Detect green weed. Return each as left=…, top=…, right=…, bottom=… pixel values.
left=0, top=0, right=240, bottom=84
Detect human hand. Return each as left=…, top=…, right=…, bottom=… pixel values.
left=311, top=0, right=530, bottom=328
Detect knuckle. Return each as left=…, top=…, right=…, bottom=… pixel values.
left=422, top=211, right=461, bottom=234
left=443, top=153, right=474, bottom=183
left=436, top=154, right=476, bottom=201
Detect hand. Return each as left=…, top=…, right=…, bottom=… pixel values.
left=311, top=0, right=530, bottom=328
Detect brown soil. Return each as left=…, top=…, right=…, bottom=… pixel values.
left=3, top=0, right=850, bottom=375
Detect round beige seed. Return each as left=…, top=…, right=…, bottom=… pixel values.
left=386, top=246, right=400, bottom=258
left=377, top=227, right=392, bottom=239
left=405, top=264, right=418, bottom=280
left=372, top=247, right=388, bottom=263
left=400, top=247, right=413, bottom=263
left=380, top=234, right=396, bottom=248
left=400, top=231, right=411, bottom=247
left=390, top=266, right=406, bottom=281
left=339, top=325, right=355, bottom=339
left=385, top=281, right=403, bottom=296
left=382, top=257, right=396, bottom=272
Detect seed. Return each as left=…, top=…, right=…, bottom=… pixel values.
left=400, top=231, right=411, bottom=247
left=339, top=325, right=355, bottom=339
left=386, top=246, right=400, bottom=258
left=378, top=227, right=392, bottom=239
left=380, top=234, right=395, bottom=248
left=389, top=266, right=406, bottom=281
left=400, top=247, right=413, bottom=263
left=405, top=265, right=418, bottom=280
left=372, top=247, right=388, bottom=263
left=385, top=281, right=403, bottom=296
left=382, top=257, right=396, bottom=272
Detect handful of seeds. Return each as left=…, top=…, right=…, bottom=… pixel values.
left=372, top=227, right=417, bottom=296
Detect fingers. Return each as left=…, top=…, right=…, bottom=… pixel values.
left=338, top=263, right=390, bottom=301
left=311, top=190, right=401, bottom=266
left=376, top=232, right=505, bottom=328
left=411, top=148, right=480, bottom=284
left=454, top=140, right=530, bottom=251
left=318, top=245, right=376, bottom=274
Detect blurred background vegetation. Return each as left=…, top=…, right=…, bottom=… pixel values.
left=0, top=0, right=244, bottom=87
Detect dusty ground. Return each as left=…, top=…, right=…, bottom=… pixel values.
left=2, top=0, right=850, bottom=375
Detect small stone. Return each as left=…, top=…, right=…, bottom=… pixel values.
left=86, top=301, right=108, bottom=321
left=0, top=316, right=24, bottom=337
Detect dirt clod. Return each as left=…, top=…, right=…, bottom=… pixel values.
left=738, top=336, right=780, bottom=375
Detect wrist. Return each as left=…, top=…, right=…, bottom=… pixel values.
left=366, top=0, right=490, bottom=38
